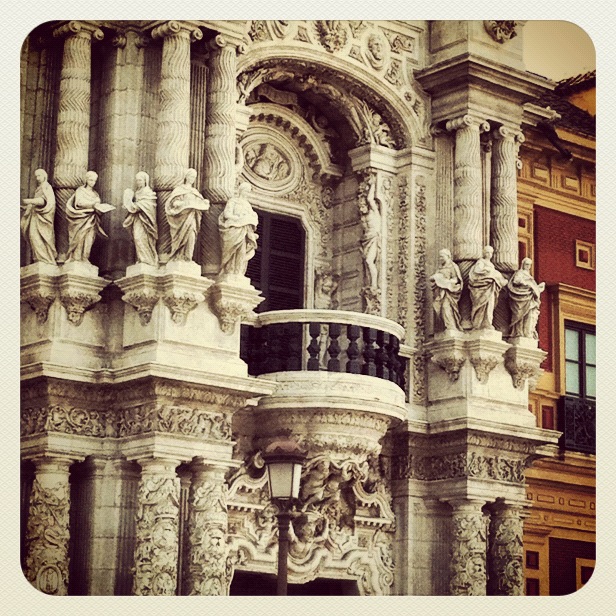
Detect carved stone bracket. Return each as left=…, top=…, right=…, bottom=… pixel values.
left=504, top=338, right=546, bottom=390
left=426, top=330, right=467, bottom=382
left=466, top=330, right=507, bottom=383
left=20, top=263, right=61, bottom=325
left=208, top=275, right=264, bottom=335
left=484, top=21, right=518, bottom=44
left=57, top=262, right=109, bottom=326
left=116, top=264, right=162, bottom=326
left=159, top=262, right=213, bottom=326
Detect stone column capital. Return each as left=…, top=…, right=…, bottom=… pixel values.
left=447, top=497, right=488, bottom=513
left=151, top=20, right=203, bottom=43
left=492, top=125, right=525, bottom=143
left=30, top=455, right=75, bottom=472
left=208, top=33, right=235, bottom=51
left=446, top=114, right=490, bottom=133
left=52, top=20, right=104, bottom=41
left=137, top=456, right=182, bottom=474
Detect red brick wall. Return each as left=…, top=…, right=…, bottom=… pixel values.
left=533, top=206, right=596, bottom=371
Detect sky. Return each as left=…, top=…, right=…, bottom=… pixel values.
left=523, top=20, right=596, bottom=81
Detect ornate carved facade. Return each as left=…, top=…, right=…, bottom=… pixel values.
left=19, top=19, right=593, bottom=598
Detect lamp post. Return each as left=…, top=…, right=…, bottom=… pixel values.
left=262, top=438, right=306, bottom=596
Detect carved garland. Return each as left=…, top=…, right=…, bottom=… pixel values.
left=412, top=176, right=427, bottom=403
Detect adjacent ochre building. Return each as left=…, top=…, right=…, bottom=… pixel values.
left=20, top=20, right=595, bottom=596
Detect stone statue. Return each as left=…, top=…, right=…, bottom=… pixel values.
left=65, top=171, right=115, bottom=263
left=314, top=267, right=339, bottom=310
left=507, top=257, right=545, bottom=339
left=359, top=173, right=382, bottom=290
left=430, top=248, right=463, bottom=331
left=468, top=245, right=508, bottom=330
left=165, top=168, right=210, bottom=262
left=20, top=168, right=57, bottom=265
left=123, top=171, right=158, bottom=267
left=218, top=182, right=259, bottom=277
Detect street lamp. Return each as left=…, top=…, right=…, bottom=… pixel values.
left=262, top=438, right=306, bottom=596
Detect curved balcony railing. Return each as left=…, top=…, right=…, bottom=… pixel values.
left=240, top=309, right=406, bottom=391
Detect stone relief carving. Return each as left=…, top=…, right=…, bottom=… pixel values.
left=245, top=143, right=291, bottom=181
left=364, top=32, right=388, bottom=70
left=412, top=176, right=428, bottom=402
left=383, top=29, right=415, bottom=54
left=430, top=248, right=463, bottom=332
left=397, top=175, right=410, bottom=334
left=468, top=245, right=508, bottom=330
left=23, top=477, right=70, bottom=595
left=450, top=509, right=488, bottom=595
left=162, top=289, right=205, bottom=325
left=133, top=474, right=180, bottom=595
left=507, top=258, right=545, bottom=339
left=384, top=58, right=404, bottom=88
left=184, top=474, right=229, bottom=595
left=122, top=289, right=160, bottom=326
left=21, top=168, right=57, bottom=265
left=314, top=20, right=349, bottom=53
left=122, top=171, right=158, bottom=267
left=165, top=168, right=210, bottom=262
left=488, top=508, right=524, bottom=595
left=65, top=170, right=115, bottom=263
left=314, top=266, right=339, bottom=310
left=21, top=405, right=112, bottom=438
left=21, top=281, right=57, bottom=325
left=484, top=20, right=518, bottom=44
left=248, top=20, right=271, bottom=42
left=59, top=288, right=103, bottom=326
left=218, top=183, right=259, bottom=278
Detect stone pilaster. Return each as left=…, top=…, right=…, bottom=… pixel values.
left=23, top=456, right=74, bottom=595
left=448, top=499, right=488, bottom=596
left=52, top=21, right=104, bottom=261
left=487, top=501, right=525, bottom=595
left=183, top=461, right=229, bottom=595
left=445, top=115, right=490, bottom=264
left=132, top=457, right=181, bottom=596
left=201, top=35, right=237, bottom=276
left=99, top=29, right=149, bottom=278
left=151, top=21, right=203, bottom=261
left=490, top=126, right=524, bottom=273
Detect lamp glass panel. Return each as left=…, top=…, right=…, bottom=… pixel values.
left=267, top=462, right=294, bottom=499
left=291, top=462, right=302, bottom=499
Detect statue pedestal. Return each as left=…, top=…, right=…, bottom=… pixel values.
left=115, top=263, right=257, bottom=381
left=425, top=329, right=536, bottom=427
left=208, top=275, right=264, bottom=335
left=504, top=337, right=546, bottom=391
left=20, top=261, right=110, bottom=378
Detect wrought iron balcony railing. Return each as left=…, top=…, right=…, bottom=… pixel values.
left=558, top=395, right=596, bottom=455
left=240, top=309, right=406, bottom=391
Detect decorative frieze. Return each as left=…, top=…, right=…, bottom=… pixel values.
left=21, top=405, right=112, bottom=438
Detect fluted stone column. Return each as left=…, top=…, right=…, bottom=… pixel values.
left=23, top=456, right=74, bottom=595
left=151, top=21, right=203, bottom=262
left=183, top=460, right=229, bottom=595
left=201, top=35, right=237, bottom=276
left=132, top=457, right=181, bottom=596
left=490, top=127, right=524, bottom=274
left=448, top=499, right=488, bottom=596
left=52, top=21, right=104, bottom=261
left=487, top=502, right=525, bottom=595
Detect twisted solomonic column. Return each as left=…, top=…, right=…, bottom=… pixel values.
left=446, top=115, right=491, bottom=265
left=201, top=35, right=238, bottom=276
left=490, top=126, right=525, bottom=274
left=22, top=456, right=75, bottom=595
left=448, top=499, right=489, bottom=596
left=151, top=21, right=203, bottom=261
left=52, top=21, right=104, bottom=260
left=487, top=502, right=525, bottom=595
left=182, top=461, right=230, bottom=595
left=132, top=458, right=181, bottom=596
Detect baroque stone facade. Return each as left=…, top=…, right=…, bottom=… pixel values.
left=20, top=19, right=574, bottom=597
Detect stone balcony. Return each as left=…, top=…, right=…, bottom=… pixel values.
left=237, top=309, right=408, bottom=459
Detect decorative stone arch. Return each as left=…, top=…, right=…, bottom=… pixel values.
left=237, top=43, right=430, bottom=150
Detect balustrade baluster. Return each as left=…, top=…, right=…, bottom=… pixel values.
left=327, top=323, right=342, bottom=372
left=362, top=327, right=377, bottom=377
left=389, top=336, right=401, bottom=384
left=376, top=331, right=390, bottom=380
left=307, top=322, right=321, bottom=371
left=264, top=324, right=284, bottom=373
left=346, top=325, right=361, bottom=374
left=285, top=323, right=303, bottom=371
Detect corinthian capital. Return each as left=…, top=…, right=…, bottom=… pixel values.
left=52, top=20, right=104, bottom=41
left=446, top=114, right=490, bottom=134
left=151, top=20, right=203, bottom=42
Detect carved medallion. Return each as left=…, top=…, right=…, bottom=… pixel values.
left=364, top=32, right=388, bottom=70
left=245, top=143, right=291, bottom=182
